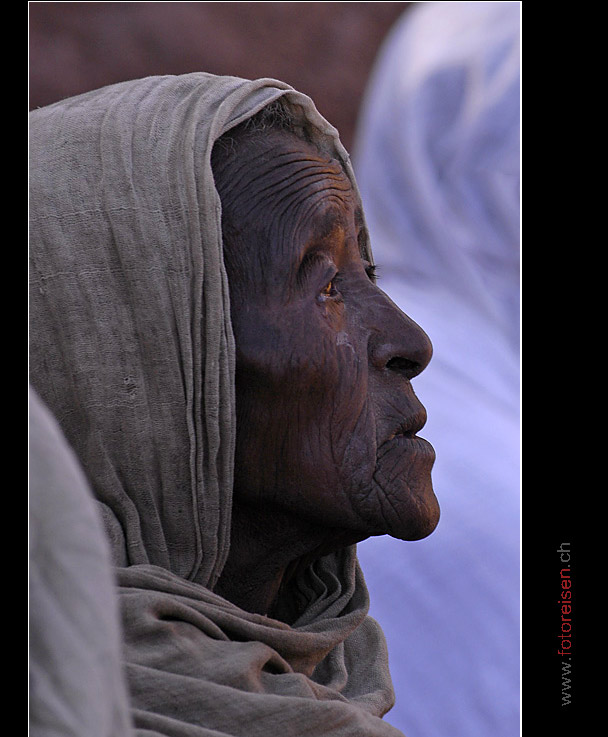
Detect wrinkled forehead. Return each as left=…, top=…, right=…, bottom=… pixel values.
left=215, top=127, right=362, bottom=281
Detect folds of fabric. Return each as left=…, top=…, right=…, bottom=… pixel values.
left=117, top=559, right=399, bottom=736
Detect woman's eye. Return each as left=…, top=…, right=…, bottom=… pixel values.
left=320, top=277, right=340, bottom=300
left=321, top=279, right=336, bottom=297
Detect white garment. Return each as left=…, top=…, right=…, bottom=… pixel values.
left=353, top=3, right=520, bottom=736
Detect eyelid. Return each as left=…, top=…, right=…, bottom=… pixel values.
left=297, top=251, right=336, bottom=289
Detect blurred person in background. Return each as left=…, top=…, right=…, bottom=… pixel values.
left=353, top=2, right=520, bottom=736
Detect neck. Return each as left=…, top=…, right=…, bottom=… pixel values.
left=214, top=498, right=363, bottom=619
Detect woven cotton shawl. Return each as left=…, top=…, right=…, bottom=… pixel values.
left=29, top=73, right=403, bottom=736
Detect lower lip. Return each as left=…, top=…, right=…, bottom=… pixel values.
left=383, top=433, right=436, bottom=458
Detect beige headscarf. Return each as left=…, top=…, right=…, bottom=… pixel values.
left=29, top=73, right=403, bottom=736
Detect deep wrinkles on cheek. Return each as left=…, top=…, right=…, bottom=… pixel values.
left=262, top=378, right=341, bottom=500
left=331, top=348, right=369, bottom=451
left=340, top=399, right=378, bottom=499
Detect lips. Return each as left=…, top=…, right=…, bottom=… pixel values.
left=386, top=405, right=428, bottom=441
left=371, top=401, right=438, bottom=541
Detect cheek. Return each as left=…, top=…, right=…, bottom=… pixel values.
left=239, top=299, right=364, bottom=401
left=240, top=329, right=367, bottom=454
left=233, top=312, right=374, bottom=505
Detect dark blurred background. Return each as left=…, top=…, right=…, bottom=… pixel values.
left=29, top=1, right=411, bottom=151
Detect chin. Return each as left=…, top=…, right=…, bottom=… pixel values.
left=368, top=433, right=440, bottom=542
left=399, top=493, right=441, bottom=541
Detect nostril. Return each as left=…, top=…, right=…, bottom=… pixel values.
left=386, top=356, right=421, bottom=379
left=368, top=292, right=433, bottom=376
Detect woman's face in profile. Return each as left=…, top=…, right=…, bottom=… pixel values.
left=215, top=127, right=440, bottom=543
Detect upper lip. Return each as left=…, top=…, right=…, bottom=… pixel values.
left=388, top=407, right=427, bottom=440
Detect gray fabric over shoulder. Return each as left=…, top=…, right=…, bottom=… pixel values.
left=29, top=73, right=400, bottom=736
left=29, top=388, right=133, bottom=737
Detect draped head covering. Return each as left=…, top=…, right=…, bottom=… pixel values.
left=29, top=73, right=403, bottom=736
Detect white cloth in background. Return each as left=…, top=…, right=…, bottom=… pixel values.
left=353, top=3, right=520, bottom=736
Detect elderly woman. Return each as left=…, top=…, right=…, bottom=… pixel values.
left=29, top=73, right=439, bottom=736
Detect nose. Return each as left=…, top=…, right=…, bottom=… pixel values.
left=368, top=292, right=433, bottom=380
